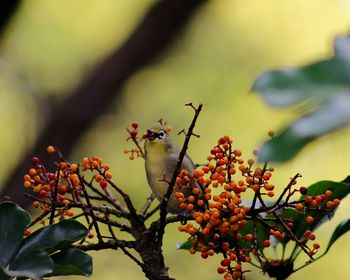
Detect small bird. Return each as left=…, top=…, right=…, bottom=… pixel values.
left=144, top=125, right=198, bottom=214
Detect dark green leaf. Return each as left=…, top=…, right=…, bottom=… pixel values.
left=6, top=250, right=53, bottom=279
left=16, top=219, right=88, bottom=257
left=253, top=37, right=350, bottom=107
left=48, top=248, right=92, bottom=276
left=0, top=202, right=31, bottom=268
left=0, top=267, right=11, bottom=280
left=253, top=36, right=350, bottom=162
left=322, top=219, right=350, bottom=256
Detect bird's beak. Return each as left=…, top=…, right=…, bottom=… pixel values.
left=146, top=130, right=156, bottom=141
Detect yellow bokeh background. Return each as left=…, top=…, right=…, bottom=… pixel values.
left=1, top=1, right=350, bottom=279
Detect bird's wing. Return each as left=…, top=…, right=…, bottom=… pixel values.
left=164, top=146, right=195, bottom=179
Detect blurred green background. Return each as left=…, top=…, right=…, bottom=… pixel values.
left=1, top=0, right=350, bottom=279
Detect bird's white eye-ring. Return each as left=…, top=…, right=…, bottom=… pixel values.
left=158, top=131, right=166, bottom=139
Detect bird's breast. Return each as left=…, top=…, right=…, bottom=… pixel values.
left=145, top=143, right=169, bottom=200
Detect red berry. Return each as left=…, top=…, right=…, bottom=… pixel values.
left=287, top=222, right=294, bottom=229
left=39, top=190, right=47, bottom=197
left=131, top=122, right=139, bottom=129
left=58, top=185, right=67, bottom=194
left=262, top=240, right=270, bottom=247
left=24, top=229, right=31, bottom=236
left=48, top=173, right=56, bottom=180
left=31, top=157, right=40, bottom=165
left=99, top=180, right=107, bottom=188
left=130, top=130, right=138, bottom=138
left=300, top=187, right=307, bottom=195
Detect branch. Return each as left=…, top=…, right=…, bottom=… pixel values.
left=157, top=103, right=203, bottom=244
left=76, top=239, right=136, bottom=252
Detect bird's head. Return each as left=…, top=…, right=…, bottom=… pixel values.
left=145, top=125, right=169, bottom=142
left=144, top=125, right=174, bottom=150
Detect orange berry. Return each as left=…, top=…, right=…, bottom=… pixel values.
left=311, top=200, right=318, bottom=207
left=238, top=165, right=246, bottom=172
left=33, top=201, right=40, bottom=208
left=305, top=196, right=313, bottom=203
left=105, top=171, right=113, bottom=179
left=333, top=198, right=340, bottom=206
left=66, top=210, right=74, bottom=217
left=46, top=145, right=56, bottom=153
left=24, top=181, right=32, bottom=188
left=221, top=258, right=231, bottom=267
left=326, top=201, right=334, bottom=208
left=34, top=175, right=41, bottom=184
left=175, top=192, right=184, bottom=199
left=187, top=204, right=194, bottom=211
left=325, top=190, right=332, bottom=197
left=245, top=234, right=253, bottom=241
left=313, top=243, right=320, bottom=249
left=95, top=174, right=102, bottom=183
left=306, top=216, right=314, bottom=224
left=295, top=203, right=304, bottom=211
left=308, top=233, right=316, bottom=240
left=70, top=163, right=78, bottom=171
left=192, top=188, right=200, bottom=195
left=29, top=168, right=36, bottom=176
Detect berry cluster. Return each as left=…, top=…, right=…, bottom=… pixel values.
left=176, top=135, right=339, bottom=280
left=23, top=147, right=114, bottom=227
left=124, top=122, right=144, bottom=160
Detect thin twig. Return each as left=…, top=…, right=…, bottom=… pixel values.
left=79, top=174, right=104, bottom=243
left=49, top=167, right=60, bottom=224
left=273, top=173, right=302, bottom=207
left=139, top=193, right=156, bottom=217
left=83, top=177, right=128, bottom=212
left=143, top=204, right=160, bottom=221
left=28, top=210, right=51, bottom=228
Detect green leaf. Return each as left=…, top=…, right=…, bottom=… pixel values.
left=48, top=248, right=92, bottom=276
left=16, top=219, right=88, bottom=257
left=177, top=239, right=193, bottom=250
left=6, top=250, right=53, bottom=280
left=322, top=219, right=350, bottom=256
left=0, top=202, right=31, bottom=268
left=253, top=36, right=350, bottom=162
